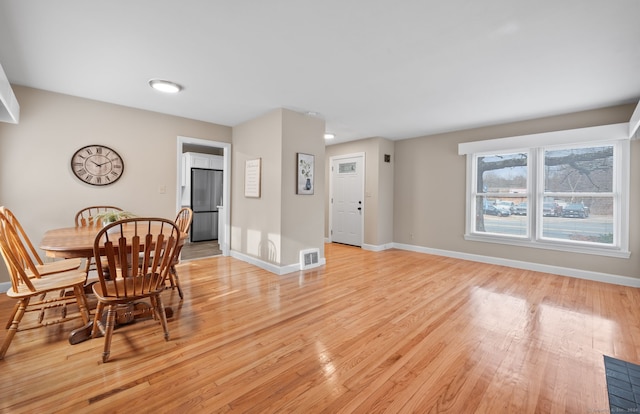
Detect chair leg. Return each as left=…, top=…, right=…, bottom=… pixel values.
left=84, top=257, right=92, bottom=274
left=5, top=301, right=20, bottom=329
left=101, top=305, right=117, bottom=363
left=169, top=266, right=183, bottom=299
left=152, top=294, right=170, bottom=341
left=73, top=285, right=90, bottom=325
left=91, top=302, right=105, bottom=338
left=0, top=298, right=28, bottom=359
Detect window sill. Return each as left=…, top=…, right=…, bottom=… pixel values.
left=464, top=233, right=631, bottom=259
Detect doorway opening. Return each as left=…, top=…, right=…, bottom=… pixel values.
left=176, top=136, right=231, bottom=259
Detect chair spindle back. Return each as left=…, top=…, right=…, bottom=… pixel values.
left=94, top=218, right=182, bottom=299
left=75, top=206, right=123, bottom=228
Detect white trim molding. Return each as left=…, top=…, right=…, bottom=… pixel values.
left=392, top=242, right=640, bottom=288
left=0, top=62, right=19, bottom=124
left=458, top=122, right=629, bottom=155
left=362, top=243, right=394, bottom=252
left=230, top=249, right=326, bottom=276
left=630, top=101, right=640, bottom=139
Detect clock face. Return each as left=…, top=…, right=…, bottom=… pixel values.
left=71, top=145, right=124, bottom=186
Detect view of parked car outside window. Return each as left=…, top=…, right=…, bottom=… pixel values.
left=474, top=143, right=616, bottom=245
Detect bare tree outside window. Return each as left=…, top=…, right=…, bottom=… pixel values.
left=542, top=145, right=614, bottom=244
left=472, top=145, right=616, bottom=244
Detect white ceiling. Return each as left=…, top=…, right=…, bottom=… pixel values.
left=0, top=0, right=638, bottom=145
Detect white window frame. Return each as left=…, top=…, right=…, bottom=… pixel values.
left=469, top=149, right=532, bottom=240
left=460, top=123, right=630, bottom=258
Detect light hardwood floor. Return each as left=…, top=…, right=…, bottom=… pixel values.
left=0, top=243, right=638, bottom=413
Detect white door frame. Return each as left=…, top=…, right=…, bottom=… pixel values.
left=329, top=152, right=365, bottom=245
left=176, top=136, right=231, bottom=256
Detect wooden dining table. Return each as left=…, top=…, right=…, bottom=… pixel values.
left=39, top=223, right=185, bottom=344
left=40, top=223, right=185, bottom=260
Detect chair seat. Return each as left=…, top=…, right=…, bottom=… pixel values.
left=6, top=269, right=87, bottom=298
left=32, top=258, right=82, bottom=277
left=92, top=273, right=164, bottom=303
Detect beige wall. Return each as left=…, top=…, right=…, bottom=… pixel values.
left=1, top=86, right=636, bottom=282
left=280, top=110, right=325, bottom=264
left=231, top=108, right=325, bottom=267
left=376, top=137, right=395, bottom=246
left=0, top=86, right=231, bottom=283
left=325, top=137, right=394, bottom=247
left=394, top=103, right=640, bottom=278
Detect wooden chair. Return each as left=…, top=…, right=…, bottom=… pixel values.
left=0, top=207, right=82, bottom=276
left=167, top=207, right=193, bottom=299
left=75, top=206, right=123, bottom=274
left=74, top=206, right=123, bottom=228
left=0, top=213, right=90, bottom=359
left=90, top=217, right=183, bottom=362
left=0, top=207, right=84, bottom=328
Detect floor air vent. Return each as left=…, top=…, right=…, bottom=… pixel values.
left=300, top=248, right=320, bottom=270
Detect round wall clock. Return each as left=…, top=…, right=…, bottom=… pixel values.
left=71, top=144, right=124, bottom=186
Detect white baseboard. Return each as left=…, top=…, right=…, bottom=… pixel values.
left=392, top=242, right=640, bottom=288
left=362, top=243, right=394, bottom=252
left=0, top=281, right=9, bottom=292
left=230, top=250, right=326, bottom=275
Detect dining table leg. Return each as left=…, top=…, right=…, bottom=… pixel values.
left=68, top=303, right=174, bottom=345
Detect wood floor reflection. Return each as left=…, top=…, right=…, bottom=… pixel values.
left=0, top=243, right=638, bottom=412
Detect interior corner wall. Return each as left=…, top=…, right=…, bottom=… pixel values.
left=231, top=109, right=284, bottom=264
left=230, top=108, right=325, bottom=270
left=0, top=85, right=232, bottom=284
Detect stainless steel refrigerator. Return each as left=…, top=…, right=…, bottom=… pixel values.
left=190, top=168, right=223, bottom=242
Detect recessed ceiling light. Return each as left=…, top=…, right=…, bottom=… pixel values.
left=324, top=133, right=335, bottom=140
left=149, top=79, right=182, bottom=93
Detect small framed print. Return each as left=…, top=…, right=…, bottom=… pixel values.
left=244, top=158, right=261, bottom=198
left=297, top=153, right=314, bottom=195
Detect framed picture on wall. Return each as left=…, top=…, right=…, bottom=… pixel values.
left=244, top=158, right=261, bottom=198
left=297, top=153, right=314, bottom=195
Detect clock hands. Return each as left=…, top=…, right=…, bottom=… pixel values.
left=90, top=158, right=112, bottom=168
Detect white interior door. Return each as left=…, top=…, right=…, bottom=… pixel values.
left=331, top=154, right=364, bottom=246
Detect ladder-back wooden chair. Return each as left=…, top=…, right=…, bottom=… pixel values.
left=167, top=207, right=192, bottom=299
left=0, top=213, right=90, bottom=359
left=75, top=206, right=123, bottom=274
left=90, top=217, right=183, bottom=362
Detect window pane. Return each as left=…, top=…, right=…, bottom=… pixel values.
left=338, top=162, right=356, bottom=173
left=476, top=196, right=528, bottom=236
left=474, top=153, right=528, bottom=237
left=477, top=153, right=527, bottom=194
left=541, top=196, right=614, bottom=244
left=544, top=146, right=613, bottom=193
